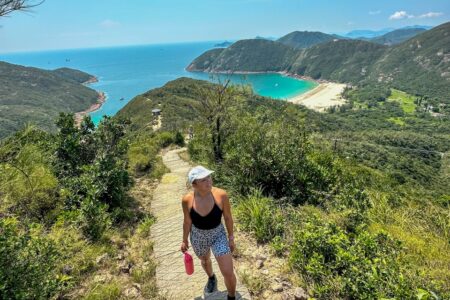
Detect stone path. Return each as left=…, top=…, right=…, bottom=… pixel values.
left=151, top=148, right=251, bottom=300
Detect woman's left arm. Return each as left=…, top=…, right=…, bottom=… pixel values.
left=221, top=191, right=235, bottom=252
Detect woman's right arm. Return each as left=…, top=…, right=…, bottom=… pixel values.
left=181, top=195, right=192, bottom=252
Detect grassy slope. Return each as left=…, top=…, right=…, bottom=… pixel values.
left=388, top=89, right=417, bottom=114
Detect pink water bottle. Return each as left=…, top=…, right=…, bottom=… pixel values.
left=184, top=252, right=194, bottom=275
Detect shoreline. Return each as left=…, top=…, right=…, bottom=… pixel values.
left=75, top=76, right=106, bottom=125
left=83, top=76, right=99, bottom=85
left=187, top=68, right=330, bottom=83
left=288, top=82, right=347, bottom=111
left=187, top=69, right=347, bottom=111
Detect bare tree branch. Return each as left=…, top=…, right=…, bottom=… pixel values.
left=0, top=0, right=44, bottom=17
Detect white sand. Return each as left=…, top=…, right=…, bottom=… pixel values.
left=289, top=82, right=347, bottom=112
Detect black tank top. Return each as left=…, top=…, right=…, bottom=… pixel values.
left=190, top=192, right=222, bottom=230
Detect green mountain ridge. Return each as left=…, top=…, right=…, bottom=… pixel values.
left=277, top=31, right=343, bottom=49
left=187, top=21, right=450, bottom=105
left=367, top=28, right=427, bottom=46
left=0, top=61, right=99, bottom=139
left=288, top=39, right=387, bottom=82
left=187, top=39, right=297, bottom=72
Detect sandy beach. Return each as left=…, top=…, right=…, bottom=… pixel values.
left=289, top=82, right=347, bottom=112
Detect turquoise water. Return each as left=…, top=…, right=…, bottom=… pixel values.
left=191, top=72, right=317, bottom=99
left=1, top=43, right=316, bottom=124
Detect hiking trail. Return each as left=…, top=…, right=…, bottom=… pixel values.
left=151, top=148, right=251, bottom=300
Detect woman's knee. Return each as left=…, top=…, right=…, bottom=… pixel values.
left=217, top=256, right=235, bottom=278
left=222, top=268, right=236, bottom=281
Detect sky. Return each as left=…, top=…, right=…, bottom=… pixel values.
left=0, top=0, right=449, bottom=53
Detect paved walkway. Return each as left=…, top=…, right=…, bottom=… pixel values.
left=151, top=148, right=251, bottom=300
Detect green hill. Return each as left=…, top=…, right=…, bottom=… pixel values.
left=289, top=39, right=387, bottom=82
left=186, top=48, right=226, bottom=72
left=369, top=22, right=450, bottom=102
left=187, top=39, right=298, bottom=72
left=51, top=67, right=96, bottom=83
left=277, top=31, right=342, bottom=49
left=0, top=61, right=99, bottom=139
left=368, top=28, right=427, bottom=46
left=117, top=77, right=282, bottom=132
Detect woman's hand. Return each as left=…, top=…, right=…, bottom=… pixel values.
left=180, top=240, right=189, bottom=253
left=229, top=240, right=236, bottom=253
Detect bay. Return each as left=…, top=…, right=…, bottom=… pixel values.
left=1, top=42, right=316, bottom=124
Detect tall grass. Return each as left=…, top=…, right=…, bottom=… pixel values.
left=234, top=189, right=285, bottom=243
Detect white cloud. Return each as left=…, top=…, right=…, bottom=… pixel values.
left=389, top=11, right=414, bottom=20
left=100, top=19, right=121, bottom=29
left=418, top=12, right=443, bottom=18
left=369, top=10, right=381, bottom=15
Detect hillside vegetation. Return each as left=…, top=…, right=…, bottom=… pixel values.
left=0, top=62, right=99, bottom=139
left=118, top=77, right=449, bottom=299
left=188, top=21, right=450, bottom=109
left=0, top=113, right=185, bottom=299
left=187, top=39, right=297, bottom=72
left=277, top=31, right=342, bottom=49
left=2, top=70, right=449, bottom=299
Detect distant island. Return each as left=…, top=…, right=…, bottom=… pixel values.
left=0, top=62, right=101, bottom=138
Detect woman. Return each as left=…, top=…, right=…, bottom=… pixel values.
left=181, top=165, right=237, bottom=300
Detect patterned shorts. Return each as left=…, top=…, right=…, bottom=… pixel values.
left=190, top=223, right=231, bottom=257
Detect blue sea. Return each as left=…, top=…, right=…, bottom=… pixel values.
left=1, top=42, right=316, bottom=124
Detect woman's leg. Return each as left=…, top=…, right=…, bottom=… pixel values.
left=198, top=250, right=214, bottom=277
left=216, top=253, right=236, bottom=297
left=190, top=225, right=214, bottom=277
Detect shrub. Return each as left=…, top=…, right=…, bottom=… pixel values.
left=0, top=218, right=62, bottom=299
left=187, top=124, right=214, bottom=164
left=128, top=139, right=159, bottom=173
left=221, top=116, right=335, bottom=205
left=174, top=130, right=185, bottom=146
left=270, top=235, right=287, bottom=256
left=78, top=196, right=111, bottom=241
left=157, top=131, right=174, bottom=147
left=289, top=214, right=418, bottom=299
left=55, top=114, right=133, bottom=211
left=0, top=127, right=61, bottom=222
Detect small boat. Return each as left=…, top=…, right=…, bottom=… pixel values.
left=120, top=97, right=125, bottom=101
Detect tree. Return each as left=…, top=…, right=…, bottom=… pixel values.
left=194, top=77, right=242, bottom=163
left=0, top=0, right=44, bottom=17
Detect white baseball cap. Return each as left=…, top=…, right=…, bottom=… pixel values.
left=188, top=166, right=214, bottom=185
